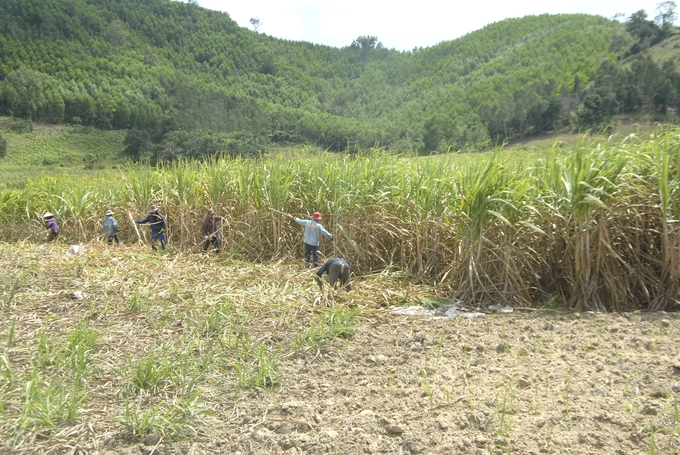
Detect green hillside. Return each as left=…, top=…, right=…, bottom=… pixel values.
left=621, top=32, right=680, bottom=66
left=0, top=117, right=123, bottom=166
left=0, top=116, right=124, bottom=189
left=0, top=0, right=677, bottom=158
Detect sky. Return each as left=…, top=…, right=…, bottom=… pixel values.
left=196, top=0, right=664, bottom=51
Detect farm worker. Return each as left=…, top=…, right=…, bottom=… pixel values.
left=102, top=209, right=121, bottom=245
left=294, top=211, right=333, bottom=268
left=200, top=209, right=224, bottom=253
left=135, top=205, right=167, bottom=251
left=43, top=212, right=59, bottom=242
left=316, top=258, right=352, bottom=291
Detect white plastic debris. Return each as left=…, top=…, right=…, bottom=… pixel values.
left=70, top=291, right=86, bottom=300
left=433, top=304, right=458, bottom=316
left=488, top=304, right=514, bottom=314
left=66, top=245, right=84, bottom=257
left=390, top=306, right=435, bottom=317
left=444, top=306, right=459, bottom=317
left=458, top=312, right=486, bottom=319
left=444, top=306, right=486, bottom=318
left=389, top=304, right=486, bottom=319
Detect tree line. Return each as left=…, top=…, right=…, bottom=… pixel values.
left=0, top=0, right=679, bottom=159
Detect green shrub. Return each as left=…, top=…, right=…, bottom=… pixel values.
left=0, top=135, right=6, bottom=159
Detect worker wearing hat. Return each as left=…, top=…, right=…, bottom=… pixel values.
left=200, top=209, right=224, bottom=253
left=135, top=205, right=167, bottom=251
left=102, top=209, right=121, bottom=245
left=294, top=211, right=333, bottom=268
left=43, top=212, right=59, bottom=242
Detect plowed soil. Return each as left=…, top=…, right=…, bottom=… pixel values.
left=188, top=311, right=680, bottom=455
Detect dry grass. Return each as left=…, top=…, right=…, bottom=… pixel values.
left=3, top=243, right=680, bottom=454
left=0, top=241, right=440, bottom=452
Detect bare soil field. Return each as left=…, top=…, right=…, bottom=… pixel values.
left=1, top=242, right=679, bottom=455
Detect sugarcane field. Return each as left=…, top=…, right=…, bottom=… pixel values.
left=1, top=131, right=680, bottom=455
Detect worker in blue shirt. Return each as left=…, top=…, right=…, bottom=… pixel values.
left=102, top=209, right=121, bottom=245
left=294, top=211, right=333, bottom=268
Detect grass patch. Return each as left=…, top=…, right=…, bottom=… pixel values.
left=295, top=307, right=360, bottom=349
left=0, top=116, right=125, bottom=190
left=0, top=242, right=419, bottom=448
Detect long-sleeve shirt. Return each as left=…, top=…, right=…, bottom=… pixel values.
left=102, top=216, right=119, bottom=236
left=45, top=218, right=59, bottom=233
left=295, top=218, right=332, bottom=246
left=136, top=213, right=166, bottom=233
left=200, top=216, right=223, bottom=237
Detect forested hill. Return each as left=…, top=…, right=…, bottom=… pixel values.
left=0, top=0, right=673, bottom=157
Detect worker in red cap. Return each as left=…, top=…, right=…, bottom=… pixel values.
left=294, top=211, right=333, bottom=268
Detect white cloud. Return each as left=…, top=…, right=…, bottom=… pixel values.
left=198, top=0, right=662, bottom=50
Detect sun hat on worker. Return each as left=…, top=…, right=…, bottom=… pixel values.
left=312, top=212, right=322, bottom=220
left=149, top=205, right=158, bottom=213
left=43, top=212, right=54, bottom=218
left=207, top=209, right=215, bottom=215
left=105, top=209, right=114, bottom=216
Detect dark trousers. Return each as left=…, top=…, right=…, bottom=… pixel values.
left=304, top=242, right=319, bottom=268
left=151, top=232, right=167, bottom=250
left=107, top=234, right=120, bottom=245
left=203, top=236, right=220, bottom=253
left=48, top=231, right=59, bottom=242
left=329, top=261, right=351, bottom=290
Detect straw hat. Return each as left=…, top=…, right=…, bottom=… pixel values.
left=312, top=212, right=322, bottom=220
left=105, top=210, right=114, bottom=216
left=43, top=212, right=54, bottom=218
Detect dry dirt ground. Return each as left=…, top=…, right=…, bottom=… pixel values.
left=1, top=243, right=680, bottom=455
left=176, top=312, right=680, bottom=455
